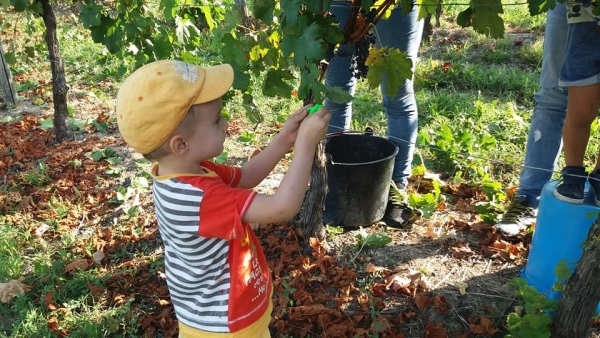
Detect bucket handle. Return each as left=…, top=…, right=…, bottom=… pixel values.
left=326, top=127, right=375, bottom=137
left=325, top=127, right=376, bottom=165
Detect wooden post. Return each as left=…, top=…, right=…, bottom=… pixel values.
left=0, top=40, right=18, bottom=106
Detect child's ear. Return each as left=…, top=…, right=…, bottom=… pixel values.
left=169, top=134, right=188, bottom=155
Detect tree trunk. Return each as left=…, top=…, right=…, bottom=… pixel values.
left=550, top=216, right=600, bottom=338
left=39, top=0, right=72, bottom=142
left=293, top=142, right=327, bottom=242
left=235, top=0, right=254, bottom=28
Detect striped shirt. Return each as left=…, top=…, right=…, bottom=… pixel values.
left=151, top=161, right=271, bottom=333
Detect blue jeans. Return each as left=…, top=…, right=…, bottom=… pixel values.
left=324, top=1, right=424, bottom=186
left=517, top=3, right=568, bottom=208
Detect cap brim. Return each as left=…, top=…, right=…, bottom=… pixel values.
left=194, top=64, right=234, bottom=104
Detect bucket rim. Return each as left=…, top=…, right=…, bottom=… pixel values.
left=325, top=133, right=399, bottom=166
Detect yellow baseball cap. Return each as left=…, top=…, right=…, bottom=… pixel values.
left=116, top=60, right=234, bottom=154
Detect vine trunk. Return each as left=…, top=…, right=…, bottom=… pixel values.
left=551, top=215, right=600, bottom=337
left=39, top=0, right=72, bottom=142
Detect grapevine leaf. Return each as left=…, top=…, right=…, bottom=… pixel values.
left=506, top=312, right=521, bottom=330
left=366, top=48, right=412, bottom=98
left=472, top=10, right=504, bottom=38
left=161, top=0, right=178, bottom=20
left=360, top=0, right=375, bottom=11
left=356, top=231, right=392, bottom=248
left=527, top=0, right=556, bottom=15
left=417, top=0, right=439, bottom=20
left=221, top=34, right=249, bottom=70
left=252, top=0, right=274, bottom=25
left=281, top=0, right=302, bottom=26
left=175, top=16, right=200, bottom=44
left=13, top=0, right=28, bottom=12
left=399, top=0, right=415, bottom=15
left=320, top=83, right=353, bottom=104
left=242, top=94, right=262, bottom=124
left=457, top=7, right=473, bottom=27
left=263, top=69, right=294, bottom=98
left=594, top=1, right=600, bottom=15
left=281, top=22, right=324, bottom=68
left=298, top=63, right=320, bottom=100
left=79, top=3, right=101, bottom=28
left=320, top=16, right=344, bottom=43
left=223, top=5, right=242, bottom=31
left=150, top=35, right=174, bottom=60
left=249, top=44, right=269, bottom=61
left=4, top=52, right=16, bottom=65
left=472, top=0, right=504, bottom=38
left=232, top=68, right=250, bottom=92
left=554, top=258, right=573, bottom=281
left=305, top=0, right=323, bottom=13
left=322, top=0, right=333, bottom=11
left=200, top=6, right=215, bottom=31
left=0, top=0, right=8, bottom=7
left=104, top=25, right=125, bottom=54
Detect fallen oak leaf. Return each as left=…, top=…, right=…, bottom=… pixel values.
left=449, top=243, right=474, bottom=259
left=65, top=258, right=91, bottom=273
left=93, top=251, right=105, bottom=265
left=433, top=294, right=449, bottom=314
left=47, top=316, right=69, bottom=337
left=415, top=293, right=432, bottom=311
left=365, top=262, right=389, bottom=274
left=425, top=320, right=447, bottom=338
left=469, top=315, right=499, bottom=335
left=0, top=277, right=31, bottom=303
left=425, top=226, right=437, bottom=239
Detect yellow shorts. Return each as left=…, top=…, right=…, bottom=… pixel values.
left=178, top=301, right=272, bottom=338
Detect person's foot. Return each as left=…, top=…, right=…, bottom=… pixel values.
left=553, top=166, right=587, bottom=204
left=588, top=169, right=600, bottom=206
left=494, top=195, right=537, bottom=238
left=381, top=182, right=412, bottom=228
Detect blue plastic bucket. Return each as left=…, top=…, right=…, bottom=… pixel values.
left=522, top=180, right=600, bottom=312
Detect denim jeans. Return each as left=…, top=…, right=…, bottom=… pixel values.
left=517, top=3, right=568, bottom=208
left=323, top=1, right=424, bottom=186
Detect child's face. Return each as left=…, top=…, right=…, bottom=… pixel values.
left=185, top=98, right=228, bottom=161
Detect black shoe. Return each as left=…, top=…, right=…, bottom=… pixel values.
left=553, top=166, right=587, bottom=204
left=382, top=200, right=412, bottom=228
left=493, top=195, right=536, bottom=238
left=589, top=169, right=600, bottom=206
left=381, top=182, right=412, bottom=228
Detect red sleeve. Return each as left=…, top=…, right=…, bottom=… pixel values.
left=177, top=175, right=256, bottom=240
left=201, top=161, right=242, bottom=187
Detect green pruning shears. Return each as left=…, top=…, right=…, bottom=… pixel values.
left=307, top=103, right=323, bottom=115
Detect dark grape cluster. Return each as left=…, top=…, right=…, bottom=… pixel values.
left=350, top=32, right=375, bottom=79
left=328, top=32, right=375, bottom=80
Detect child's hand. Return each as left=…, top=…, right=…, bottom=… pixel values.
left=280, top=104, right=311, bottom=146
left=296, top=106, right=330, bottom=148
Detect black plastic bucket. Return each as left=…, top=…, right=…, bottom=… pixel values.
left=323, top=132, right=399, bottom=228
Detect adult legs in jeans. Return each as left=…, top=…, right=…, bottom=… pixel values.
left=325, top=2, right=423, bottom=187
left=494, top=3, right=568, bottom=237
left=324, top=2, right=423, bottom=227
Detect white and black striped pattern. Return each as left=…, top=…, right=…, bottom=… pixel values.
left=153, top=178, right=232, bottom=332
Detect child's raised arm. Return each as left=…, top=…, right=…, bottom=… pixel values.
left=237, top=105, right=309, bottom=189
left=242, top=107, right=330, bottom=224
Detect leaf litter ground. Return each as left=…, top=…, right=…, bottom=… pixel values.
left=2, top=103, right=578, bottom=338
